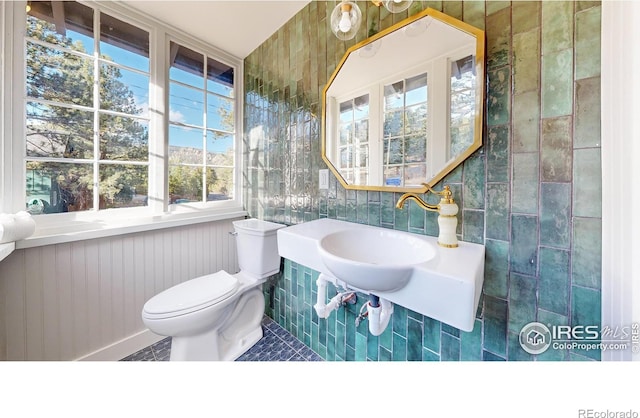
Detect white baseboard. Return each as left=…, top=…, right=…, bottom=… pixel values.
left=75, top=329, right=166, bottom=361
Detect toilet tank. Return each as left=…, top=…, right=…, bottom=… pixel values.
left=232, top=219, right=286, bottom=279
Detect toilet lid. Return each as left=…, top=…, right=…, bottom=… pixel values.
left=143, top=271, right=239, bottom=318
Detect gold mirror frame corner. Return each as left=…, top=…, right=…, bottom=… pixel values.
left=321, top=7, right=486, bottom=195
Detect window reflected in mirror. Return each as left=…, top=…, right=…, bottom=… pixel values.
left=449, top=55, right=476, bottom=161
left=338, top=94, right=370, bottom=185
left=322, top=8, right=485, bottom=193
left=383, top=73, right=428, bottom=187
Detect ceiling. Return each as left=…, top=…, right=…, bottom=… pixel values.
left=118, top=0, right=311, bottom=58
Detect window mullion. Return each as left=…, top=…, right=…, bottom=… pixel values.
left=92, top=8, right=101, bottom=212
left=202, top=55, right=207, bottom=203
left=6, top=2, right=27, bottom=214
left=147, top=30, right=167, bottom=213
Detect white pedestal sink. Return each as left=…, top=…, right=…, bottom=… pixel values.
left=277, top=218, right=485, bottom=332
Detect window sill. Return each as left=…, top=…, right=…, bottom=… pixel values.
left=0, top=242, right=16, bottom=263
left=15, top=206, right=248, bottom=249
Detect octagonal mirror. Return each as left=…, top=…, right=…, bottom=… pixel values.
left=322, top=8, right=485, bottom=193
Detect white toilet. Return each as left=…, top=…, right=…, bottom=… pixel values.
left=141, top=218, right=285, bottom=361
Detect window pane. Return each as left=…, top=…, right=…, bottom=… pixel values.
left=170, top=42, right=204, bottom=88
left=353, top=94, right=369, bottom=120
left=206, top=167, right=233, bottom=201
left=207, top=94, right=234, bottom=132
left=26, top=161, right=93, bottom=213
left=404, top=164, right=426, bottom=186
left=27, top=1, right=95, bottom=55
left=169, top=125, right=204, bottom=164
left=26, top=41, right=93, bottom=107
left=100, top=13, right=149, bottom=72
left=451, top=71, right=475, bottom=91
left=383, top=138, right=403, bottom=165
left=207, top=57, right=234, bottom=98
left=405, top=135, right=426, bottom=163
left=339, top=101, right=353, bottom=122
left=206, top=131, right=234, bottom=164
left=99, top=164, right=148, bottom=209
left=339, top=123, right=351, bottom=146
left=451, top=55, right=475, bottom=84
left=384, top=81, right=404, bottom=111
left=405, top=104, right=427, bottom=134
left=355, top=170, right=368, bottom=186
left=355, top=120, right=368, bottom=142
left=100, top=115, right=148, bottom=161
left=384, top=166, right=402, bottom=187
left=26, top=102, right=93, bottom=159
left=405, top=73, right=428, bottom=106
left=383, top=110, right=404, bottom=138
left=357, top=145, right=369, bottom=168
left=169, top=165, right=203, bottom=204
left=170, top=82, right=204, bottom=126
left=340, top=169, right=354, bottom=183
left=100, top=64, right=149, bottom=116
left=450, top=55, right=476, bottom=161
left=451, top=90, right=475, bottom=123
left=450, top=124, right=474, bottom=159
left=340, top=147, right=352, bottom=168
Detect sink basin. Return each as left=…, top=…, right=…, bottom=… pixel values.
left=277, top=218, right=485, bottom=331
left=318, top=228, right=436, bottom=292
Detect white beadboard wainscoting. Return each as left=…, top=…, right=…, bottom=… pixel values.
left=0, top=217, right=244, bottom=361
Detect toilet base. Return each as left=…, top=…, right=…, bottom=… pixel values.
left=169, top=323, right=263, bottom=361
left=167, top=286, right=266, bottom=361
left=220, top=324, right=263, bottom=361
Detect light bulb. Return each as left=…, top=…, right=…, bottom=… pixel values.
left=339, top=11, right=352, bottom=33
left=383, top=0, right=412, bottom=13
left=330, top=1, right=362, bottom=40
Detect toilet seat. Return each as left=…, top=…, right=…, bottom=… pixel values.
left=142, top=271, right=239, bottom=320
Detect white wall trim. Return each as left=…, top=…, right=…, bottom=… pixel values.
left=75, top=329, right=164, bottom=361
left=601, top=0, right=640, bottom=361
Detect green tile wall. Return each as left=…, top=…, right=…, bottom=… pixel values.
left=244, top=1, right=602, bottom=361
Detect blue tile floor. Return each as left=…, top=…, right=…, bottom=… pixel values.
left=120, top=315, right=323, bottom=361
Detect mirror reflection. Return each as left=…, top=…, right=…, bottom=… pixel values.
left=322, top=8, right=485, bottom=192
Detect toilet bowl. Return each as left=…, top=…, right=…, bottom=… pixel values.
left=141, top=218, right=285, bottom=361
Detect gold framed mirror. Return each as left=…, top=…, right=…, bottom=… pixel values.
left=322, top=8, right=485, bottom=193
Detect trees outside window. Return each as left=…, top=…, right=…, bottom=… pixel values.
left=24, top=1, right=237, bottom=215
left=168, top=42, right=236, bottom=205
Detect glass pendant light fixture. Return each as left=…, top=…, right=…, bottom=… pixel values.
left=382, top=0, right=413, bottom=13
left=330, top=1, right=363, bottom=41
left=330, top=1, right=415, bottom=40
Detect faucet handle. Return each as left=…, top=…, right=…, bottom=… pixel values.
left=423, top=184, right=455, bottom=204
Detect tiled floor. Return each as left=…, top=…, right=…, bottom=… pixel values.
left=120, top=316, right=323, bottom=361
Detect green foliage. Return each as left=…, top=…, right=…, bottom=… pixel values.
left=168, top=166, right=219, bottom=202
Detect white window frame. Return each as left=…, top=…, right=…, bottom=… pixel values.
left=1, top=1, right=246, bottom=247
left=378, top=65, right=433, bottom=186
left=445, top=45, right=478, bottom=171
left=331, top=90, right=376, bottom=186
left=165, top=36, right=239, bottom=209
